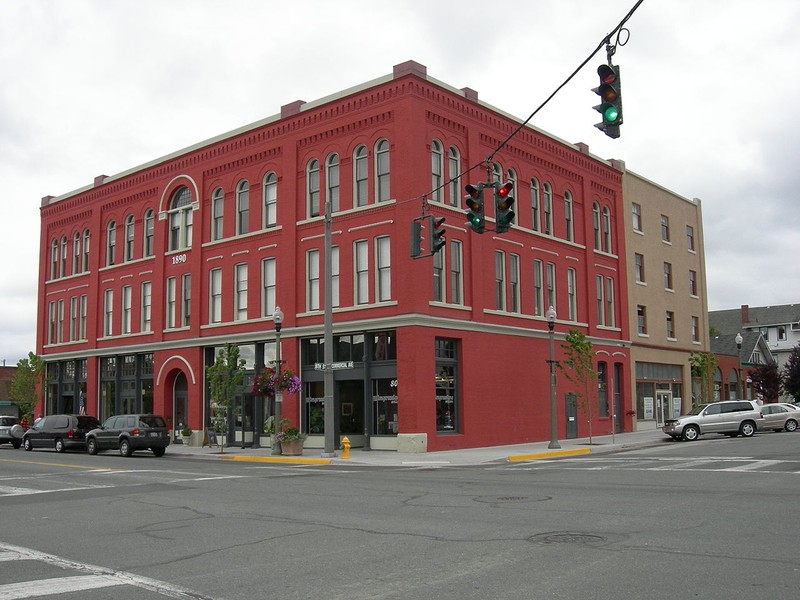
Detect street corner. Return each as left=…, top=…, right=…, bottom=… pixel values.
left=506, top=447, right=591, bottom=462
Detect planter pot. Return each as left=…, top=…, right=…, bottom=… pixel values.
left=281, top=439, right=304, bottom=456
left=180, top=435, right=192, bottom=446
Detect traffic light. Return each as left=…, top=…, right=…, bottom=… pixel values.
left=427, top=215, right=446, bottom=255
left=409, top=217, right=424, bottom=258
left=464, top=183, right=486, bottom=234
left=494, top=181, right=515, bottom=233
left=592, top=64, right=623, bottom=139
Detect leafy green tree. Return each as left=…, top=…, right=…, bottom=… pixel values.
left=750, top=363, right=783, bottom=403
left=689, top=351, right=717, bottom=405
left=205, top=343, right=245, bottom=450
left=558, top=329, right=597, bottom=443
left=783, top=345, right=800, bottom=402
left=9, top=352, right=43, bottom=421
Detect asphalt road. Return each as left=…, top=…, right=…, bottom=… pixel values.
left=1, top=432, right=799, bottom=600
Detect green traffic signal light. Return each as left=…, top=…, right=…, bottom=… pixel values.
left=592, top=63, right=623, bottom=138
left=464, top=183, right=486, bottom=234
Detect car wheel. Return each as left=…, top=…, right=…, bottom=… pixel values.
left=119, top=439, right=133, bottom=457
left=740, top=421, right=756, bottom=437
left=54, top=438, right=65, bottom=453
left=785, top=419, right=798, bottom=432
left=151, top=447, right=166, bottom=457
left=12, top=440, right=21, bottom=449
left=87, top=438, right=98, bottom=455
left=23, top=437, right=33, bottom=451
left=682, top=425, right=700, bottom=441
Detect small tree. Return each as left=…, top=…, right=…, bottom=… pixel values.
left=9, top=352, right=43, bottom=422
left=205, top=343, right=245, bottom=451
left=689, top=351, right=717, bottom=406
left=558, top=329, right=597, bottom=443
left=750, top=363, right=783, bottom=403
left=782, top=344, right=800, bottom=402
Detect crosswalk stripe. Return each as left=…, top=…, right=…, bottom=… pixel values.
left=0, top=575, right=123, bottom=599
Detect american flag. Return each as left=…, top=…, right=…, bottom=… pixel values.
left=78, top=394, right=86, bottom=415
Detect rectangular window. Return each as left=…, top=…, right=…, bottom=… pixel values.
left=494, top=250, right=505, bottom=311
left=181, top=273, right=191, bottom=327
left=634, top=253, right=645, bottom=283
left=166, top=277, right=176, bottom=329
left=533, top=259, right=543, bottom=316
left=661, top=214, right=670, bottom=242
left=332, top=246, right=340, bottom=308
left=596, top=275, right=604, bottom=326
left=435, top=338, right=459, bottom=433
left=509, top=254, right=520, bottom=313
left=664, top=262, right=673, bottom=290
left=376, top=236, right=391, bottom=302
left=209, top=268, right=222, bottom=324
left=605, top=277, right=615, bottom=328
left=637, top=305, right=648, bottom=335
left=450, top=240, right=463, bottom=305
left=692, top=315, right=700, bottom=342
left=104, top=289, right=113, bottom=337
left=564, top=194, right=574, bottom=242
left=433, top=249, right=444, bottom=303
left=234, top=263, right=248, bottom=321
left=122, top=285, right=132, bottom=334
left=141, top=282, right=152, bottom=332
left=567, top=268, right=577, bottom=322
left=307, top=249, right=320, bottom=311
left=778, top=325, right=787, bottom=341
left=355, top=241, right=369, bottom=305
left=57, top=299, right=64, bottom=343
left=69, top=296, right=78, bottom=342
left=689, top=270, right=697, bottom=296
left=666, top=310, right=675, bottom=339
left=261, top=258, right=276, bottom=317
left=686, top=225, right=695, bottom=251
left=632, top=202, right=642, bottom=231
left=598, top=362, right=608, bottom=418
left=212, top=192, right=223, bottom=240
left=47, top=301, right=55, bottom=344
left=546, top=262, right=556, bottom=310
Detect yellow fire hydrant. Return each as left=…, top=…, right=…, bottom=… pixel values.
left=341, top=436, right=351, bottom=459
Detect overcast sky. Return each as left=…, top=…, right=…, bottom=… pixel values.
left=2, top=0, right=798, bottom=364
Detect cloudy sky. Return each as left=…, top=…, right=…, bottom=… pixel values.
left=1, top=0, right=798, bottom=364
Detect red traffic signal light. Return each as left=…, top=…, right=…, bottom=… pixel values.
left=428, top=215, right=446, bottom=255
left=494, top=181, right=515, bottom=233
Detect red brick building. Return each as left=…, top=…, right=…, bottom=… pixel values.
left=36, top=60, right=631, bottom=452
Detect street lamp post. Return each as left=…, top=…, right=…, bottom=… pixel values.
left=546, top=305, right=561, bottom=449
left=735, top=332, right=743, bottom=400
left=271, top=306, right=284, bottom=455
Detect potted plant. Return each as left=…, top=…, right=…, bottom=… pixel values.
left=180, top=426, right=193, bottom=445
left=276, top=426, right=307, bottom=456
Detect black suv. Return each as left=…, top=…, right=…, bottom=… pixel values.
left=22, top=414, right=102, bottom=452
left=86, top=414, right=170, bottom=457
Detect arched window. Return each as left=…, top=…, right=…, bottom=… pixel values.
left=59, top=235, right=67, bottom=277
left=530, top=178, right=540, bottom=232
left=106, top=221, right=116, bottom=266
left=124, top=215, right=135, bottom=261
left=72, top=232, right=81, bottom=275
left=263, top=173, right=277, bottom=227
left=211, top=188, right=224, bottom=241
left=168, top=186, right=193, bottom=251
left=326, top=153, right=340, bottom=212
left=82, top=229, right=90, bottom=271
left=564, top=191, right=574, bottom=242
left=491, top=162, right=502, bottom=183
left=375, top=139, right=390, bottom=202
left=236, top=180, right=249, bottom=235
left=431, top=140, right=443, bottom=202
left=543, top=183, right=553, bottom=235
left=592, top=202, right=601, bottom=250
left=353, top=145, right=368, bottom=207
left=602, top=206, right=612, bottom=253
left=143, top=209, right=154, bottom=257
left=50, top=239, right=58, bottom=279
left=447, top=146, right=460, bottom=207
left=307, top=159, right=320, bottom=217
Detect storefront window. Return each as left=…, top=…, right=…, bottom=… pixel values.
left=435, top=338, right=459, bottom=433
left=372, top=378, right=398, bottom=435
left=304, top=381, right=325, bottom=434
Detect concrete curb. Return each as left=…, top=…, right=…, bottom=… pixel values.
left=218, top=455, right=332, bottom=465
left=507, top=448, right=592, bottom=462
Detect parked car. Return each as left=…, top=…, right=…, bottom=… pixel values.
left=758, top=403, right=799, bottom=432
left=0, top=416, right=23, bottom=449
left=663, top=400, right=763, bottom=441
left=86, top=414, right=170, bottom=457
left=22, top=414, right=101, bottom=452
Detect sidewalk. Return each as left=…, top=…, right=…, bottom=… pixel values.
left=166, top=426, right=669, bottom=467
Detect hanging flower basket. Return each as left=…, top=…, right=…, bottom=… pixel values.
left=252, top=366, right=301, bottom=397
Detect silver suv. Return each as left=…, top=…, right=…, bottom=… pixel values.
left=663, top=400, right=763, bottom=441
